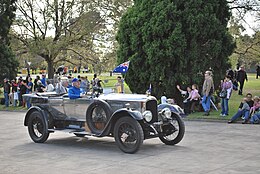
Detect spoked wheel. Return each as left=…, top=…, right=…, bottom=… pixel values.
left=28, top=111, right=49, bottom=143
left=114, top=117, right=144, bottom=154
left=159, top=113, right=185, bottom=145
left=86, top=101, right=112, bottom=134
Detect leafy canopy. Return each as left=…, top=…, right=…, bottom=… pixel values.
left=0, top=0, right=19, bottom=83
left=117, top=0, right=235, bottom=99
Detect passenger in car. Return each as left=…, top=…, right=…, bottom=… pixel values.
left=56, top=79, right=69, bottom=94
left=68, top=78, right=82, bottom=99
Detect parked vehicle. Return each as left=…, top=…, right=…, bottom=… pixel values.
left=23, top=92, right=185, bottom=153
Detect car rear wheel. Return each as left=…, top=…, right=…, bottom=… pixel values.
left=159, top=113, right=185, bottom=145
left=114, top=117, right=144, bottom=154
left=28, top=111, right=49, bottom=143
left=86, top=100, right=112, bottom=135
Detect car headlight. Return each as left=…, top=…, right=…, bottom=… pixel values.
left=162, top=108, right=172, bottom=119
left=143, top=110, right=153, bottom=122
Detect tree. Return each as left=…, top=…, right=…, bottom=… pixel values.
left=117, top=0, right=235, bottom=99
left=12, top=0, right=133, bottom=78
left=0, top=0, right=19, bottom=83
left=12, top=0, right=105, bottom=78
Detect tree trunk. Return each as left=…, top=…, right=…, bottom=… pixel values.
left=47, top=60, right=55, bottom=79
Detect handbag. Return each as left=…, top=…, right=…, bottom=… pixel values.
left=219, top=89, right=227, bottom=98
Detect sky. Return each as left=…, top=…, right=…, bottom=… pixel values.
left=242, top=13, right=259, bottom=36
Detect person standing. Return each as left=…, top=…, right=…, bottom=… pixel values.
left=256, top=65, right=260, bottom=79
left=202, top=70, right=214, bottom=116
left=11, top=79, right=18, bottom=107
left=20, top=80, right=27, bottom=107
left=17, top=78, right=23, bottom=106
left=115, top=76, right=124, bottom=93
left=34, top=75, right=40, bottom=91
left=25, top=77, right=33, bottom=108
left=3, top=78, right=11, bottom=107
left=220, top=75, right=233, bottom=116
left=236, top=66, right=248, bottom=95
left=41, top=74, right=47, bottom=87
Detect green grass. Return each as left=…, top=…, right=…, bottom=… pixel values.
left=186, top=73, right=260, bottom=120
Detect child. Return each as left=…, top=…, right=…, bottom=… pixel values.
left=188, top=84, right=200, bottom=113
left=249, top=96, right=260, bottom=115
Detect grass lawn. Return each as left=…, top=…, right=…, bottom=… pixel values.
left=0, top=73, right=259, bottom=120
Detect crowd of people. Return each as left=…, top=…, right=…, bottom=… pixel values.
left=2, top=64, right=259, bottom=124
left=2, top=73, right=125, bottom=108
left=171, top=65, right=259, bottom=124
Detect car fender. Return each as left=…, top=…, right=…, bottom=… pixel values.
left=99, top=108, right=143, bottom=136
left=158, top=103, right=183, bottom=115
left=111, top=108, right=143, bottom=121
left=24, top=106, right=49, bottom=134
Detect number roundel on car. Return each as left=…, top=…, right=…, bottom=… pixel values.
left=86, top=100, right=113, bottom=134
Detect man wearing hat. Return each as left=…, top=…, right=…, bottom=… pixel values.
left=68, top=78, right=82, bottom=99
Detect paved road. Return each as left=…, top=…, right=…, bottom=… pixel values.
left=0, top=111, right=259, bottom=174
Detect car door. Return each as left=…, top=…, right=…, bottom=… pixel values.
left=63, top=96, right=76, bottom=119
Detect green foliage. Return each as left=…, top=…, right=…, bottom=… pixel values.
left=117, top=0, right=235, bottom=99
left=0, top=0, right=19, bottom=83
left=0, top=44, right=18, bottom=81
left=229, top=31, right=260, bottom=69
left=0, top=0, right=16, bottom=43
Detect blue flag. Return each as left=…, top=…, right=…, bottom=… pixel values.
left=113, top=61, right=130, bottom=74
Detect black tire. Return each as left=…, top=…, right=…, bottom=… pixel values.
left=28, top=110, right=49, bottom=143
left=114, top=117, right=144, bottom=154
left=159, top=113, right=185, bottom=145
left=86, top=100, right=112, bottom=134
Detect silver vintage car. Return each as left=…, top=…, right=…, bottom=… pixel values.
left=24, top=92, right=185, bottom=153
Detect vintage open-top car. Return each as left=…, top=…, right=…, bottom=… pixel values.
left=24, top=92, right=185, bottom=153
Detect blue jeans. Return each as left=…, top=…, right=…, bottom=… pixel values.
left=202, top=95, right=211, bottom=112
left=250, top=113, right=260, bottom=123
left=221, top=98, right=229, bottom=115
left=4, top=92, right=9, bottom=107
left=231, top=109, right=250, bottom=122
left=26, top=92, right=31, bottom=109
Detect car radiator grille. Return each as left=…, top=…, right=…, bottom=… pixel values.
left=146, top=100, right=158, bottom=123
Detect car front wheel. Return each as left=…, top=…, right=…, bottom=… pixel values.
left=114, top=117, right=144, bottom=154
left=28, top=110, right=49, bottom=143
left=159, top=113, right=185, bottom=145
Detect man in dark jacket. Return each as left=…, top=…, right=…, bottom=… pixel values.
left=256, top=65, right=260, bottom=79
left=236, top=66, right=248, bottom=95
left=3, top=78, right=11, bottom=107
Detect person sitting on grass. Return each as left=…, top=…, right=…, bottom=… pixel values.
left=228, top=93, right=254, bottom=124
left=250, top=109, right=260, bottom=124
left=249, top=96, right=260, bottom=116
left=176, top=85, right=192, bottom=114
left=188, top=84, right=201, bottom=113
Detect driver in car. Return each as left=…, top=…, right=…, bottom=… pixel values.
left=68, top=78, right=84, bottom=99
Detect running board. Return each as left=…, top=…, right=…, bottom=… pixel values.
left=48, top=128, right=97, bottom=136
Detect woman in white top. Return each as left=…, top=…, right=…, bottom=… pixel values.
left=46, top=80, right=54, bottom=92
